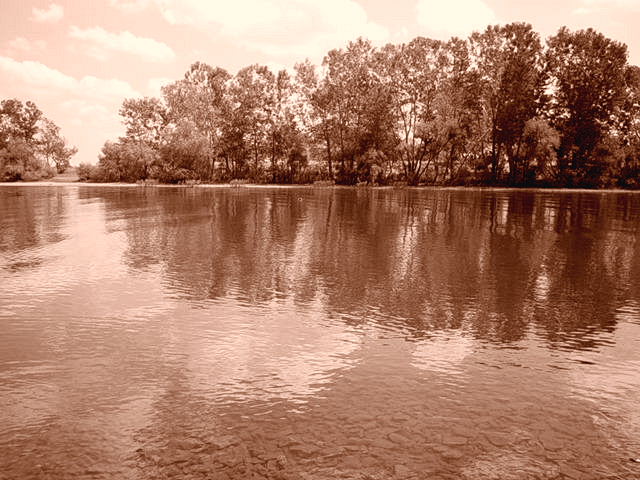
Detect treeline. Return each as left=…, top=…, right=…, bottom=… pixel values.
left=0, top=99, right=77, bottom=181
left=83, top=23, right=640, bottom=188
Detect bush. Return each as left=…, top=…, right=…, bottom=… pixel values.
left=617, top=157, right=640, bottom=189
left=230, top=178, right=251, bottom=185
left=158, top=119, right=212, bottom=182
left=41, top=165, right=56, bottom=179
left=1, top=163, right=24, bottom=181
left=22, top=170, right=43, bottom=182
left=0, top=141, right=56, bottom=181
left=77, top=163, right=97, bottom=181
left=150, top=164, right=197, bottom=184
left=0, top=140, right=32, bottom=181
left=313, top=179, right=336, bottom=186
left=97, top=140, right=157, bottom=182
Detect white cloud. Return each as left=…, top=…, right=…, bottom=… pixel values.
left=147, top=77, right=173, bottom=96
left=0, top=56, right=141, bottom=164
left=69, top=26, right=175, bottom=63
left=583, top=0, right=640, bottom=8
left=61, top=100, right=112, bottom=128
left=59, top=99, right=122, bottom=162
left=416, top=0, right=496, bottom=38
left=573, top=7, right=592, bottom=15
left=5, top=37, right=47, bottom=54
left=0, top=56, right=140, bottom=102
left=108, top=0, right=152, bottom=13
left=573, top=0, right=640, bottom=15
left=31, top=3, right=64, bottom=23
left=152, top=0, right=389, bottom=60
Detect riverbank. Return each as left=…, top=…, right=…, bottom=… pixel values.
left=48, top=168, right=80, bottom=183
left=2, top=180, right=640, bottom=194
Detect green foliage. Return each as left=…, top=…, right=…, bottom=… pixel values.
left=0, top=139, right=34, bottom=181
left=546, top=27, right=628, bottom=177
left=77, top=163, right=98, bottom=181
left=98, top=26, right=640, bottom=189
left=38, top=118, right=77, bottom=173
left=470, top=23, right=546, bottom=182
left=380, top=37, right=449, bottom=185
left=0, top=98, right=77, bottom=181
left=515, top=117, right=560, bottom=185
left=320, top=39, right=397, bottom=184
left=0, top=99, right=42, bottom=147
left=155, top=119, right=211, bottom=183
left=119, top=97, right=167, bottom=148
left=97, top=140, right=157, bottom=182
left=0, top=138, right=55, bottom=181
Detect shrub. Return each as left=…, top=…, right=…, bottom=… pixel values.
left=22, top=170, right=43, bottom=182
left=150, top=165, right=197, bottom=184
left=230, top=178, right=251, bottom=185
left=158, top=119, right=211, bottom=182
left=41, top=165, right=56, bottom=179
left=77, top=163, right=97, bottom=181
left=97, top=140, right=157, bottom=182
left=1, top=163, right=24, bottom=181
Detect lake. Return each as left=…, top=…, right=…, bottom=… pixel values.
left=1, top=185, right=639, bottom=479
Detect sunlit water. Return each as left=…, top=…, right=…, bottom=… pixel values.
left=1, top=185, right=639, bottom=480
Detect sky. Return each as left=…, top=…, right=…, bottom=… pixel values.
left=1, top=0, right=639, bottom=165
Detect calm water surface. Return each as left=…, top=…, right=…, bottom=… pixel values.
left=1, top=185, right=640, bottom=480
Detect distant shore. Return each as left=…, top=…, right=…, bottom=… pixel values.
left=2, top=180, right=640, bottom=194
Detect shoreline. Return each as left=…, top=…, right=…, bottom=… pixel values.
left=1, top=181, right=640, bottom=194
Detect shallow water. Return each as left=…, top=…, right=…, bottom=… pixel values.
left=1, top=185, right=639, bottom=479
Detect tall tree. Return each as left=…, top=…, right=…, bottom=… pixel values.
left=162, top=63, right=230, bottom=179
left=612, top=65, right=640, bottom=187
left=119, top=97, right=167, bottom=148
left=470, top=23, right=545, bottom=182
left=156, top=119, right=210, bottom=183
left=294, top=59, right=339, bottom=179
left=1, top=99, right=76, bottom=180
left=228, top=65, right=276, bottom=180
left=380, top=37, right=482, bottom=185
left=0, top=99, right=42, bottom=147
left=434, top=38, right=484, bottom=183
left=267, top=70, right=306, bottom=183
left=546, top=27, right=628, bottom=183
left=38, top=118, right=78, bottom=173
left=321, top=38, right=395, bottom=184
left=380, top=37, right=447, bottom=185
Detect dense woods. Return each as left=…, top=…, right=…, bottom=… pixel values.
left=83, top=23, right=639, bottom=188
left=0, top=99, right=77, bottom=181
left=27, top=23, right=640, bottom=188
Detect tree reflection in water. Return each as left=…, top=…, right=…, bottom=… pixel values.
left=90, top=187, right=640, bottom=349
left=1, top=186, right=639, bottom=479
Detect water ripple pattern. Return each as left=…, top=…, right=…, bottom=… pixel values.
left=0, top=185, right=639, bottom=479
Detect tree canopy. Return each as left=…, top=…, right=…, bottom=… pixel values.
left=0, top=99, right=77, bottom=181
left=86, top=23, right=640, bottom=188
